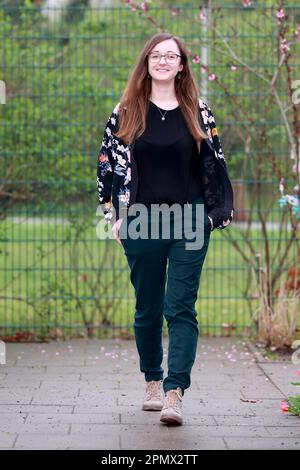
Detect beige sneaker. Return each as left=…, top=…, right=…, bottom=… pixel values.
left=160, top=387, right=183, bottom=425
left=142, top=380, right=164, bottom=411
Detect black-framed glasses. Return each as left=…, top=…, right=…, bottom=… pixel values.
left=148, top=52, right=181, bottom=64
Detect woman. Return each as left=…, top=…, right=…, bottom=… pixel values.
left=97, top=32, right=234, bottom=426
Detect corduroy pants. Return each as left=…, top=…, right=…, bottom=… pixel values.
left=119, top=195, right=211, bottom=396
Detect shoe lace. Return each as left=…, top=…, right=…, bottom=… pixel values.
left=165, top=389, right=182, bottom=412
left=146, top=380, right=162, bottom=400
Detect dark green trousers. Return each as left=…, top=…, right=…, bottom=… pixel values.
left=120, top=195, right=211, bottom=396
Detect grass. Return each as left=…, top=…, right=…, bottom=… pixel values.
left=0, top=213, right=298, bottom=340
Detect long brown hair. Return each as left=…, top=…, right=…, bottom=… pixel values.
left=114, top=32, right=208, bottom=145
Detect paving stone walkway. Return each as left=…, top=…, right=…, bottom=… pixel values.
left=0, top=337, right=299, bottom=450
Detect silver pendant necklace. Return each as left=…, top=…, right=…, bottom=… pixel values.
left=155, top=104, right=168, bottom=121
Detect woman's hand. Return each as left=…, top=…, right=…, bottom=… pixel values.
left=112, top=218, right=124, bottom=246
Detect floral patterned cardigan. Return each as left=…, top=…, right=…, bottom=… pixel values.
left=96, top=98, right=235, bottom=231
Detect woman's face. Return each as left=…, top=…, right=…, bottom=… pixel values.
left=147, top=39, right=183, bottom=83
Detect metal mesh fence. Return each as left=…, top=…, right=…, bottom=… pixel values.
left=0, top=2, right=299, bottom=340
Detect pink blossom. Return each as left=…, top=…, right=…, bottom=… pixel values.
left=297, top=369, right=300, bottom=376
left=280, top=38, right=290, bottom=54
left=171, top=8, right=178, bottom=16
left=141, top=2, right=149, bottom=12
left=199, top=9, right=207, bottom=21
left=208, top=73, right=216, bottom=81
left=131, top=6, right=137, bottom=12
left=280, top=401, right=289, bottom=413
left=243, top=0, right=252, bottom=7
left=192, top=55, right=201, bottom=64
left=276, top=9, right=285, bottom=20
left=201, top=65, right=207, bottom=74
left=231, top=64, right=237, bottom=71
left=279, top=177, right=285, bottom=194
left=295, top=25, right=300, bottom=43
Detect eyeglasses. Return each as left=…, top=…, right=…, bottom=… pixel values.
left=148, top=52, right=181, bottom=64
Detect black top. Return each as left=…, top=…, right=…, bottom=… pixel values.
left=133, top=100, right=203, bottom=206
